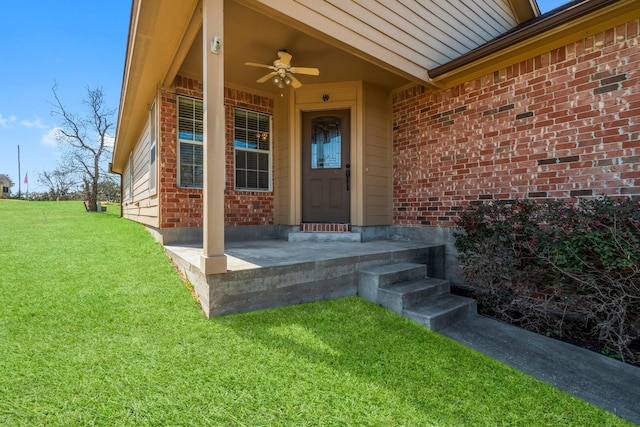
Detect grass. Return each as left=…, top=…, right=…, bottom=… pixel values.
left=0, top=199, right=632, bottom=426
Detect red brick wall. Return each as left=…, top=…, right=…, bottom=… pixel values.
left=158, top=76, right=274, bottom=228
left=224, top=88, right=274, bottom=226
left=158, top=82, right=202, bottom=229
left=393, top=19, right=640, bottom=227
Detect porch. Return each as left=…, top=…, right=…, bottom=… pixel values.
left=164, top=238, right=447, bottom=317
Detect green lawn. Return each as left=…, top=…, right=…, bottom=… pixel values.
left=0, top=200, right=631, bottom=426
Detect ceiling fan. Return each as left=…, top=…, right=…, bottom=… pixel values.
left=245, top=50, right=319, bottom=89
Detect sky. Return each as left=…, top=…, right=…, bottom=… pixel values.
left=0, top=0, right=569, bottom=193
left=0, top=1, right=131, bottom=193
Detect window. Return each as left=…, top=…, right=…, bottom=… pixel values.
left=177, top=96, right=204, bottom=188
left=128, top=152, right=134, bottom=201
left=311, top=116, right=342, bottom=169
left=149, top=101, right=157, bottom=192
left=234, top=108, right=271, bottom=191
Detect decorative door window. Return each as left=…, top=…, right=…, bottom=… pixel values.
left=310, top=116, right=341, bottom=169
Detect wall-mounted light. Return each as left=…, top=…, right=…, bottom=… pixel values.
left=210, top=36, right=221, bottom=54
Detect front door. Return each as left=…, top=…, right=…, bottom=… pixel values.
left=302, top=109, right=350, bottom=223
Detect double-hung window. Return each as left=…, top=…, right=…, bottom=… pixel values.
left=234, top=108, right=271, bottom=191
left=128, top=152, right=134, bottom=201
left=149, top=101, right=157, bottom=192
left=177, top=96, right=204, bottom=188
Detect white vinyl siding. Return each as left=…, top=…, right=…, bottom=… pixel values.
left=121, top=118, right=160, bottom=228
left=250, top=0, right=520, bottom=78
left=363, top=83, right=392, bottom=226
left=177, top=96, right=204, bottom=188
left=123, top=158, right=131, bottom=202
left=234, top=108, right=272, bottom=191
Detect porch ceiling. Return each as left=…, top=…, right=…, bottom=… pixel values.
left=178, top=1, right=411, bottom=94
left=114, top=0, right=537, bottom=172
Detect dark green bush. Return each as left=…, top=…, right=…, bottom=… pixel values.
left=455, top=197, right=640, bottom=364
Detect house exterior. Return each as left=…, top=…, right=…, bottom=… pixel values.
left=0, top=174, right=11, bottom=199
left=112, top=0, right=640, bottom=315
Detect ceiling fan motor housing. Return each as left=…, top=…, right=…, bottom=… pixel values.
left=245, top=50, right=319, bottom=89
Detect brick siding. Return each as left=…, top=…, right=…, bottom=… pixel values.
left=393, top=19, right=640, bottom=227
left=158, top=76, right=274, bottom=228
left=224, top=88, right=274, bottom=226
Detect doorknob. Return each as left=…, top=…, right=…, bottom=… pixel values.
left=345, top=163, right=351, bottom=191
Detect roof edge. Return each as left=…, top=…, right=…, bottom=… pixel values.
left=430, top=0, right=619, bottom=79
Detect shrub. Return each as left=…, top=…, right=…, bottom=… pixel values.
left=455, top=197, right=640, bottom=364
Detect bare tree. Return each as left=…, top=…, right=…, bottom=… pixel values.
left=51, top=84, right=115, bottom=211
left=38, top=165, right=77, bottom=200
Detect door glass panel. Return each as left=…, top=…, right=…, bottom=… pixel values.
left=311, top=116, right=341, bottom=169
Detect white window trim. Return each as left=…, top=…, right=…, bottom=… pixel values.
left=233, top=108, right=273, bottom=192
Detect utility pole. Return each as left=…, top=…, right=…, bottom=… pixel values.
left=17, top=145, right=21, bottom=199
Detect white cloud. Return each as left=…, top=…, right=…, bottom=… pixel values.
left=42, top=127, right=63, bottom=147
left=0, top=114, right=17, bottom=128
left=20, top=118, right=47, bottom=129
left=1, top=115, right=48, bottom=129
left=39, top=129, right=114, bottom=148
left=105, top=134, right=115, bottom=148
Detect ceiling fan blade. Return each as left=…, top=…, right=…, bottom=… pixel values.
left=245, top=62, right=274, bottom=69
left=289, top=74, right=302, bottom=89
left=277, top=51, right=292, bottom=66
left=289, top=67, right=320, bottom=76
left=256, top=72, right=275, bottom=83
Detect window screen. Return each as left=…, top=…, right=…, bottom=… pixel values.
left=177, top=97, right=204, bottom=188
left=234, top=108, right=271, bottom=191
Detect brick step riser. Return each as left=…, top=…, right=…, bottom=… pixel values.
left=301, top=223, right=351, bottom=233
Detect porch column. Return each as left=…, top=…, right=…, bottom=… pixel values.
left=200, top=0, right=227, bottom=275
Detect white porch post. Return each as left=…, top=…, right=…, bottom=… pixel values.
left=200, top=0, right=227, bottom=275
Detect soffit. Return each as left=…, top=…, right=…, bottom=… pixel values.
left=114, top=0, right=538, bottom=170
left=113, top=0, right=200, bottom=172
left=178, top=1, right=411, bottom=94
left=234, top=0, right=533, bottom=80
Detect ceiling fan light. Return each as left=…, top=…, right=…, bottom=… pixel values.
left=246, top=51, right=318, bottom=89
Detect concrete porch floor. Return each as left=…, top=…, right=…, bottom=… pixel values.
left=164, top=239, right=436, bottom=272
left=164, top=238, right=445, bottom=317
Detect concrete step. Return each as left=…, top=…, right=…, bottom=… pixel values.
left=288, top=232, right=362, bottom=243
left=357, top=259, right=477, bottom=332
left=403, top=294, right=477, bottom=331
left=377, top=277, right=450, bottom=314
left=358, top=262, right=427, bottom=303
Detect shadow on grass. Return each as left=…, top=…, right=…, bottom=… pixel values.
left=215, top=296, right=624, bottom=426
